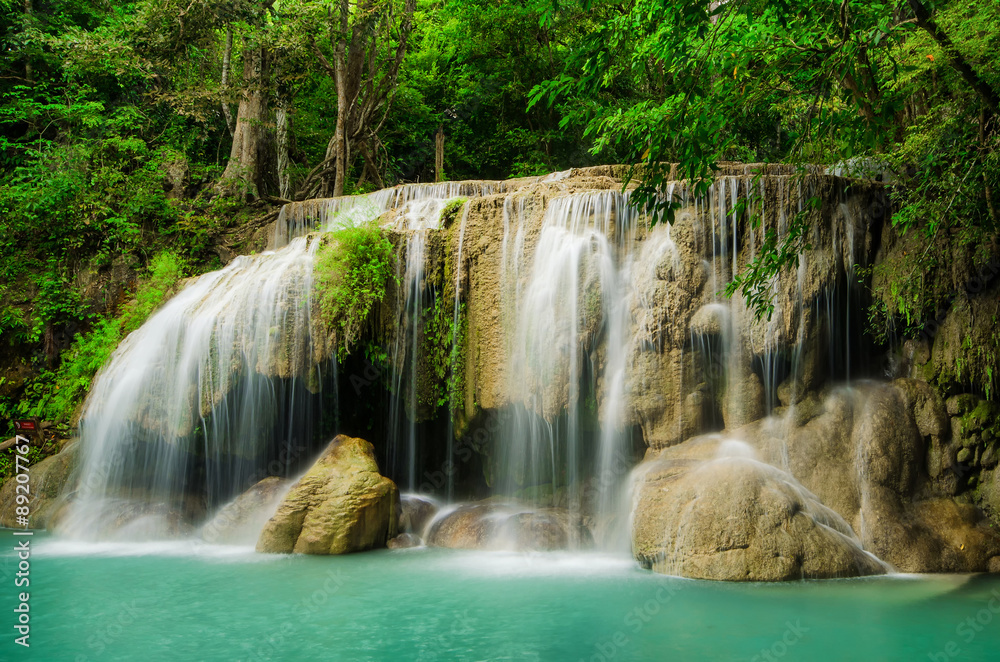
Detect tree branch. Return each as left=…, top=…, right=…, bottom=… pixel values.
left=908, top=0, right=1000, bottom=115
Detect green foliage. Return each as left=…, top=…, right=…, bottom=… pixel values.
left=537, top=0, right=1000, bottom=324
left=724, top=194, right=819, bottom=318
left=378, top=0, right=610, bottom=183
left=440, top=197, right=467, bottom=225
left=1, top=0, right=998, bottom=417
left=422, top=292, right=466, bottom=409
left=314, top=223, right=397, bottom=360
left=13, top=251, right=186, bottom=425
left=0, top=443, right=47, bottom=483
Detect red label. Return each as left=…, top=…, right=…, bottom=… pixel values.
left=13, top=420, right=36, bottom=431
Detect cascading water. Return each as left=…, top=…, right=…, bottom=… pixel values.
left=64, top=181, right=498, bottom=540
left=61, top=237, right=324, bottom=539
left=496, top=190, right=645, bottom=543
left=444, top=204, right=471, bottom=502
left=58, top=166, right=888, bottom=567
left=272, top=181, right=505, bottom=249
left=280, top=183, right=501, bottom=494
left=388, top=223, right=428, bottom=491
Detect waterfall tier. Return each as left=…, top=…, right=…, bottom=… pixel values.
left=42, top=164, right=1000, bottom=579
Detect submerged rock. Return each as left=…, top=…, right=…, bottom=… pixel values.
left=426, top=502, right=592, bottom=551
left=256, top=435, right=399, bottom=554
left=201, top=476, right=291, bottom=545
left=631, top=442, right=888, bottom=581
left=399, top=494, right=439, bottom=537
left=387, top=533, right=422, bottom=549
left=0, top=442, right=78, bottom=529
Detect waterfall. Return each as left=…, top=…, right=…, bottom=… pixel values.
left=58, top=166, right=881, bottom=557
left=61, top=237, right=323, bottom=539
left=388, top=228, right=428, bottom=491
left=445, top=203, right=471, bottom=502
left=385, top=195, right=472, bottom=491
left=63, top=177, right=502, bottom=540
left=496, top=190, right=643, bottom=541
left=272, top=181, right=506, bottom=248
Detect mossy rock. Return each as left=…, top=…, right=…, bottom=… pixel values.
left=256, top=435, right=399, bottom=555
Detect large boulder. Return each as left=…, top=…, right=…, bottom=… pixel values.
left=201, top=477, right=291, bottom=545
left=0, top=442, right=78, bottom=529
left=426, top=503, right=591, bottom=551
left=631, top=440, right=888, bottom=581
left=256, top=436, right=399, bottom=554
left=731, top=382, right=1000, bottom=572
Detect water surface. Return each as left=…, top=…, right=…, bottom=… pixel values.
left=3, top=530, right=998, bottom=661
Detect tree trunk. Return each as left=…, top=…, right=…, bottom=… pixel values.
left=331, top=79, right=348, bottom=197
left=219, top=44, right=277, bottom=199
left=330, top=0, right=351, bottom=198
left=311, top=0, right=416, bottom=198
left=23, top=0, right=32, bottom=83
left=434, top=124, right=444, bottom=182
left=221, top=26, right=235, bottom=136
left=276, top=101, right=291, bottom=200
left=435, top=125, right=445, bottom=182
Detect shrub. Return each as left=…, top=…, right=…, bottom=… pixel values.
left=314, top=223, right=396, bottom=359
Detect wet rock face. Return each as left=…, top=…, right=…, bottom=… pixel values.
left=425, top=503, right=592, bottom=551
left=615, top=175, right=878, bottom=450
left=638, top=381, right=1000, bottom=578
left=631, top=442, right=888, bottom=581
left=256, top=435, right=399, bottom=555
left=387, top=533, right=422, bottom=549
left=399, top=494, right=439, bottom=537
left=0, top=442, right=78, bottom=530
left=200, top=476, right=291, bottom=545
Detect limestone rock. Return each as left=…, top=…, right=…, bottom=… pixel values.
left=689, top=304, right=727, bottom=337
left=928, top=277, right=1000, bottom=397
left=0, top=442, right=78, bottom=530
left=201, top=476, right=291, bottom=545
left=722, top=369, right=765, bottom=430
left=631, top=442, right=887, bottom=581
left=426, top=503, right=591, bottom=551
left=720, top=382, right=1000, bottom=572
left=892, top=378, right=950, bottom=440
left=388, top=533, right=422, bottom=549
left=894, top=498, right=1000, bottom=573
left=399, top=494, right=439, bottom=537
left=256, top=435, right=399, bottom=554
left=978, top=468, right=1000, bottom=523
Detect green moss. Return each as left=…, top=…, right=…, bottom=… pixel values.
left=420, top=290, right=467, bottom=411
left=0, top=443, right=48, bottom=482
left=965, top=400, right=1000, bottom=435
left=440, top=198, right=467, bottom=226
left=313, top=222, right=396, bottom=360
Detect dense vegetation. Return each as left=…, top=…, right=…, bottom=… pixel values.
left=314, top=221, right=396, bottom=360
left=2, top=0, right=998, bottom=443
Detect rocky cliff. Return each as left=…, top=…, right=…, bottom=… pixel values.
left=26, top=164, right=1000, bottom=581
